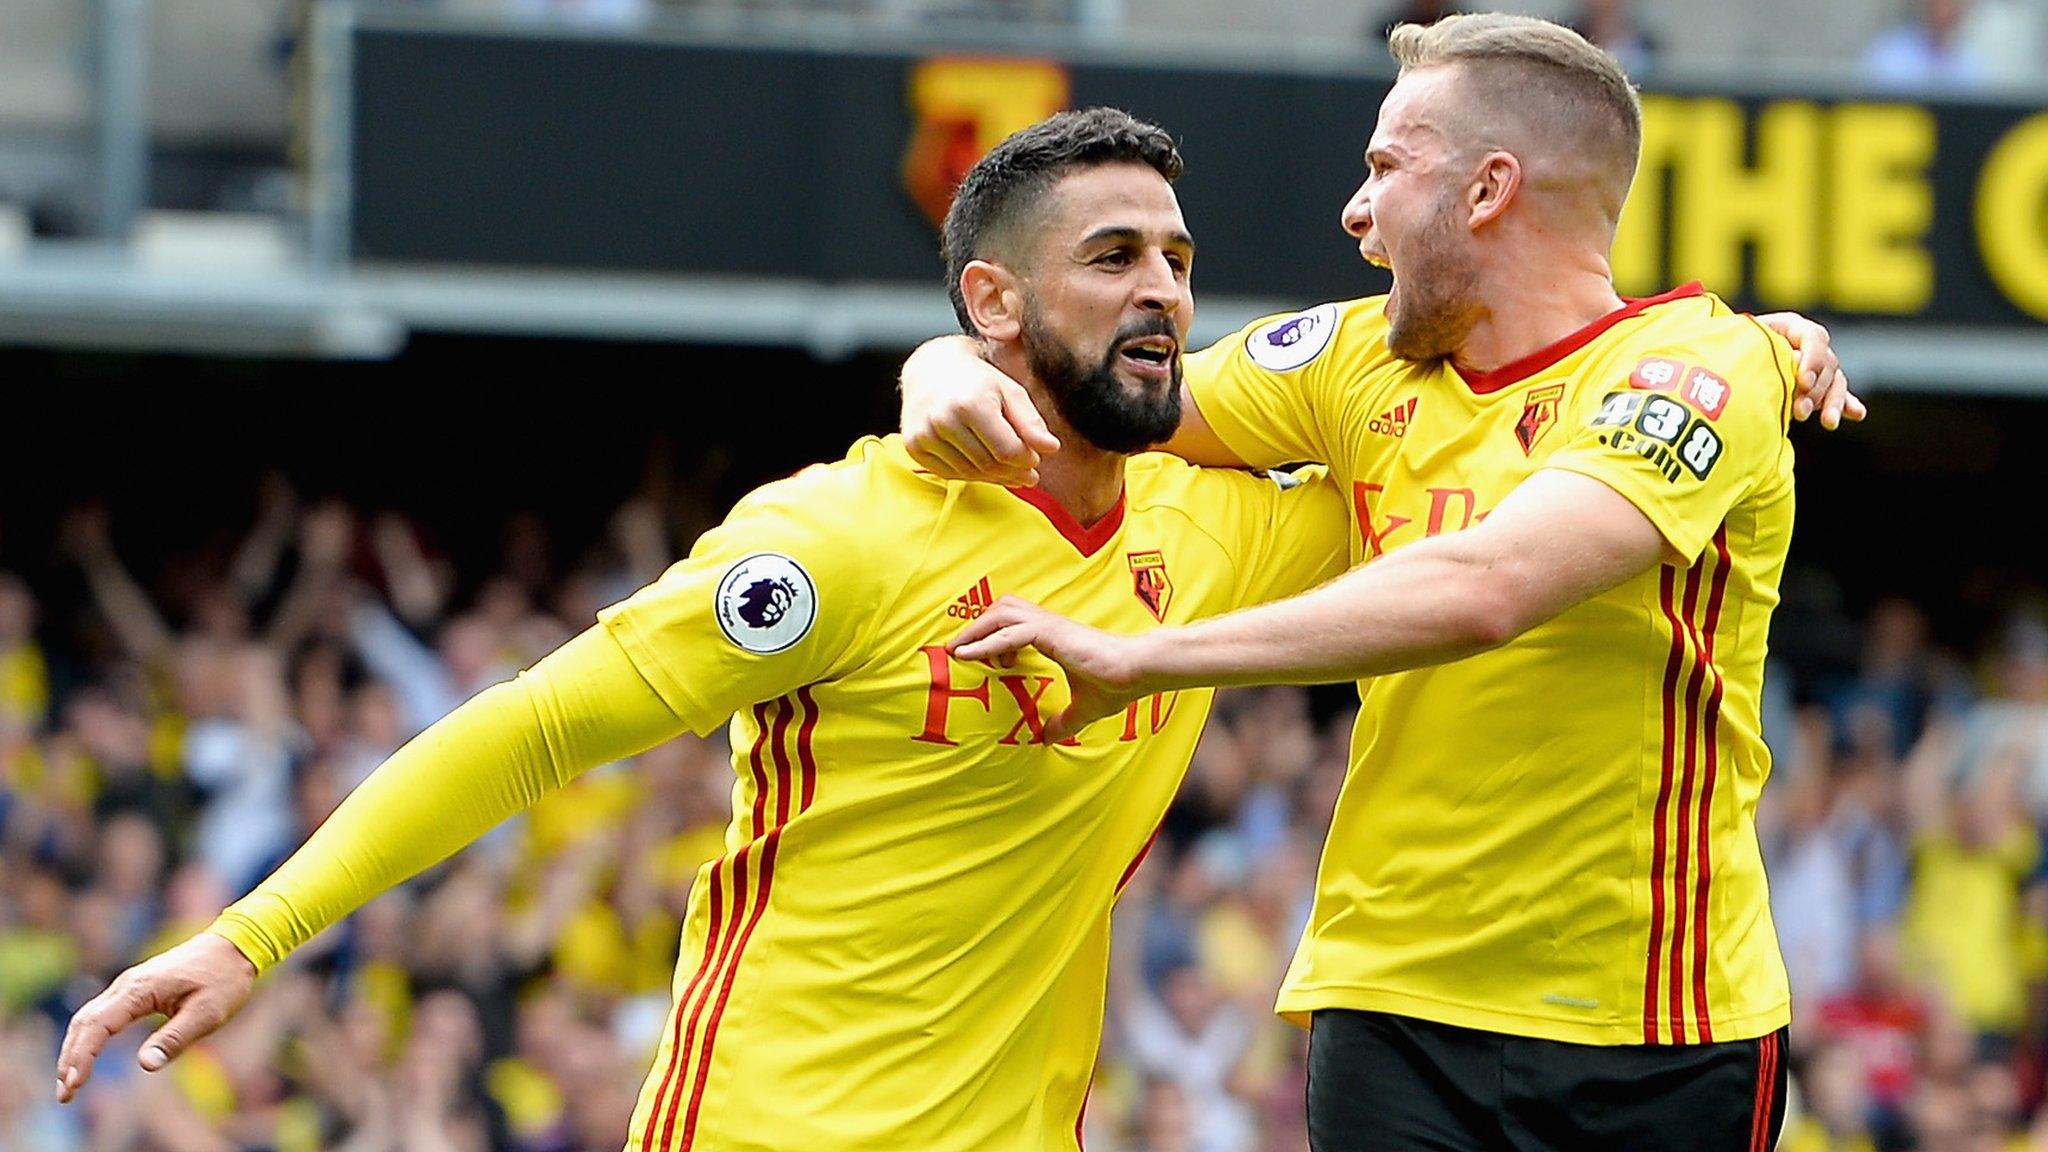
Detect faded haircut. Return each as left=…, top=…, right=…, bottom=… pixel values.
left=1388, top=13, right=1642, bottom=221
left=941, top=107, right=1183, bottom=333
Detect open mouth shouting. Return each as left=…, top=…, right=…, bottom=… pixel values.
left=1116, top=334, right=1179, bottom=383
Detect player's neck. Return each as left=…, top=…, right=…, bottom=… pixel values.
left=1031, top=433, right=1125, bottom=527
left=1451, top=252, right=1625, bottom=376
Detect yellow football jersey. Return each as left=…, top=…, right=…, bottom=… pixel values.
left=599, top=435, right=1349, bottom=1151
left=1184, top=283, right=1796, bottom=1047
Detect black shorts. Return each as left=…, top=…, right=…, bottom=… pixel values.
left=1306, top=1009, right=1788, bottom=1152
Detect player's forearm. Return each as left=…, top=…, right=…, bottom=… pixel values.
left=208, top=627, right=685, bottom=972
left=1132, top=537, right=1520, bottom=691
left=901, top=334, right=1247, bottom=471
left=899, top=334, right=983, bottom=404
left=1129, top=470, right=1669, bottom=692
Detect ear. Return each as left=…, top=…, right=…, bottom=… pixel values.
left=1467, top=150, right=1522, bottom=230
left=961, top=260, right=1025, bottom=343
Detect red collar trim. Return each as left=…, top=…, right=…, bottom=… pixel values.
left=1454, top=282, right=1706, bottom=395
left=1007, top=485, right=1126, bottom=558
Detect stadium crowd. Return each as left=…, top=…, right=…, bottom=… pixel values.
left=0, top=478, right=2045, bottom=1152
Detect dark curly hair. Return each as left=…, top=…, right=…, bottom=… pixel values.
left=941, top=107, right=1183, bottom=334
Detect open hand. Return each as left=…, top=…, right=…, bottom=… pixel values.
left=55, top=932, right=258, bottom=1103
left=1753, top=311, right=1866, bottom=429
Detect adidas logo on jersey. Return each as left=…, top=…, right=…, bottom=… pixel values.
left=948, top=576, right=994, bottom=620
left=1369, top=397, right=1417, bottom=437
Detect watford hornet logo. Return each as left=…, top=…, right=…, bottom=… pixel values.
left=1515, top=384, right=1567, bottom=455
left=1128, top=550, right=1173, bottom=622
left=901, top=59, right=1070, bottom=229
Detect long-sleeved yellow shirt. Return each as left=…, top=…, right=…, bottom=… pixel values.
left=208, top=626, right=684, bottom=970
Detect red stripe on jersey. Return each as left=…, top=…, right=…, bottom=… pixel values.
left=747, top=703, right=773, bottom=839
left=1691, top=527, right=1734, bottom=1042
left=680, top=827, right=783, bottom=1150
left=660, top=844, right=753, bottom=1151
left=1646, top=566, right=1686, bottom=1044
left=769, top=696, right=796, bottom=829
left=1117, top=825, right=1164, bottom=896
left=1079, top=823, right=1166, bottom=1141
left=642, top=857, right=728, bottom=1152
left=795, top=686, right=821, bottom=814
left=1667, top=561, right=1707, bottom=1044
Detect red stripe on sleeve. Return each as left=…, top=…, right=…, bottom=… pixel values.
left=769, top=697, right=796, bottom=829
left=747, top=703, right=772, bottom=840
left=679, top=828, right=783, bottom=1151
left=1691, top=527, right=1733, bottom=1042
left=795, top=686, right=821, bottom=814
left=1667, top=562, right=1707, bottom=1044
left=659, top=693, right=812, bottom=1151
left=1646, top=566, right=1686, bottom=1044
left=659, top=844, right=753, bottom=1152
left=642, top=858, right=727, bottom=1152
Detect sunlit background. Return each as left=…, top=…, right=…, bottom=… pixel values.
left=2, top=1, right=2047, bottom=1149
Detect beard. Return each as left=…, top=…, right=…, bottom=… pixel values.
left=1384, top=196, right=1484, bottom=363
left=1020, top=310, right=1184, bottom=454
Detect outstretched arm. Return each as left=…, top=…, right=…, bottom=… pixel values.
left=952, top=469, right=1665, bottom=740
left=55, top=625, right=687, bottom=1101
left=62, top=507, right=175, bottom=667
left=899, top=313, right=1860, bottom=483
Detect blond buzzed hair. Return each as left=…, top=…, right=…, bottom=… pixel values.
left=1388, top=13, right=1642, bottom=223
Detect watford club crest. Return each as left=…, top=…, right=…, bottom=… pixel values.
left=901, top=59, right=1070, bottom=229
left=1515, top=384, right=1568, bottom=455
left=1128, top=550, right=1173, bottom=622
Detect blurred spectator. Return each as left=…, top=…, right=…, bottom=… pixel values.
left=184, top=644, right=304, bottom=895
left=1959, top=613, right=2048, bottom=818
left=0, top=573, right=48, bottom=731
left=1899, top=721, right=2043, bottom=1044
left=1862, top=0, right=1995, bottom=93
left=1830, top=599, right=1964, bottom=761
left=0, top=1013, right=79, bottom=1149
left=1813, top=930, right=1932, bottom=1144
left=1771, top=708, right=1876, bottom=1005
left=0, top=863, right=78, bottom=1015
left=1114, top=848, right=1264, bottom=1152
left=1780, top=1039, right=1880, bottom=1151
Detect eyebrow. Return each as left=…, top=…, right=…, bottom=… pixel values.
left=1079, top=225, right=1197, bottom=252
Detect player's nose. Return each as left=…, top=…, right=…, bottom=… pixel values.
left=1342, top=181, right=1373, bottom=238
left=1131, top=251, right=1179, bottom=312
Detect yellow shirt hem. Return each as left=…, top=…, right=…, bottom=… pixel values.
left=1275, top=983, right=1791, bottom=1046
